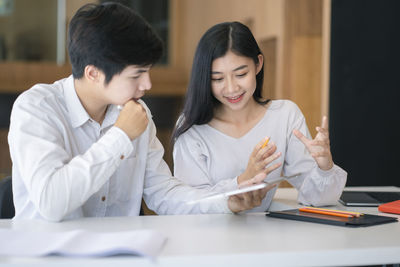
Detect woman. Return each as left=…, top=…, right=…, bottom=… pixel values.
left=172, top=22, right=347, bottom=211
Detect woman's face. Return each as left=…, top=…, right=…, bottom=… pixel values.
left=211, top=50, right=263, bottom=112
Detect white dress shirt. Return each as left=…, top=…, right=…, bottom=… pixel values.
left=8, top=75, right=230, bottom=221
left=173, top=100, right=347, bottom=211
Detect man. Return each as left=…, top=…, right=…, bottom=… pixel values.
left=8, top=2, right=273, bottom=222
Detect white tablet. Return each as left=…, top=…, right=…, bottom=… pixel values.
left=186, top=176, right=287, bottom=205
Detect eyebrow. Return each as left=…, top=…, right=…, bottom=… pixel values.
left=135, top=69, right=149, bottom=74
left=211, top=65, right=248, bottom=74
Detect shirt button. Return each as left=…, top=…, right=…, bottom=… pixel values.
left=120, top=155, right=125, bottom=160
left=101, top=196, right=106, bottom=202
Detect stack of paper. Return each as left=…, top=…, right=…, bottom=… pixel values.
left=0, top=229, right=167, bottom=258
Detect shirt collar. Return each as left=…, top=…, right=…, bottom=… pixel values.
left=64, top=75, right=120, bottom=129
left=63, top=75, right=91, bottom=128
left=102, top=104, right=119, bottom=129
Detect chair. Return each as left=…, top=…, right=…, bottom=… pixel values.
left=0, top=176, right=15, bottom=218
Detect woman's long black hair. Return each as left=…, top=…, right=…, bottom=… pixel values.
left=172, top=21, right=269, bottom=143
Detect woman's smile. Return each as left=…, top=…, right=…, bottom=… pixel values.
left=225, top=92, right=245, bottom=103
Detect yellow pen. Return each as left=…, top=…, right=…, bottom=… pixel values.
left=261, top=137, right=270, bottom=149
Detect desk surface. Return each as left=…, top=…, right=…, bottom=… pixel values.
left=0, top=187, right=399, bottom=267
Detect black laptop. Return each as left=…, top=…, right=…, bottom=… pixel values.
left=339, top=191, right=400, bottom=207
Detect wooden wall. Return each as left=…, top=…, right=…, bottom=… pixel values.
left=0, top=0, right=330, bottom=181
left=0, top=0, right=330, bottom=111
left=282, top=0, right=324, bottom=137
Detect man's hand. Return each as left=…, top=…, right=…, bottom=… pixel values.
left=114, top=100, right=148, bottom=140
left=228, top=173, right=276, bottom=213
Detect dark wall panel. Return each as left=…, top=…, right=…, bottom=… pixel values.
left=330, top=0, right=400, bottom=186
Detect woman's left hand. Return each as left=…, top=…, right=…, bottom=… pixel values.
left=293, top=116, right=334, bottom=171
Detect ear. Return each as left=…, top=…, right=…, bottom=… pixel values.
left=84, top=65, right=104, bottom=84
left=255, top=54, right=264, bottom=75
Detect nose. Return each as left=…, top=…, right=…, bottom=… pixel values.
left=225, top=75, right=238, bottom=94
left=139, top=72, right=152, bottom=91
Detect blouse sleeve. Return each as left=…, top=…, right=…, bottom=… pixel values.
left=142, top=118, right=232, bottom=215
left=173, top=129, right=238, bottom=193
left=282, top=102, right=347, bottom=206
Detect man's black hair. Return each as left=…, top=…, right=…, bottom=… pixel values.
left=68, top=2, right=163, bottom=84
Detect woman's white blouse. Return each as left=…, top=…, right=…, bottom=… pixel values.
left=173, top=100, right=347, bottom=211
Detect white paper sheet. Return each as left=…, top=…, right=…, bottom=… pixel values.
left=0, top=228, right=167, bottom=258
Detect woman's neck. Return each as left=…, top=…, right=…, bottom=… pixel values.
left=214, top=98, right=262, bottom=125
left=209, top=98, right=268, bottom=139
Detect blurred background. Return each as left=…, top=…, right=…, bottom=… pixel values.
left=0, top=0, right=399, bottom=187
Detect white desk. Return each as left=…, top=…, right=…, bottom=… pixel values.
left=0, top=187, right=399, bottom=267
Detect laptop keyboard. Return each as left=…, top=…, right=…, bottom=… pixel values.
left=367, top=192, right=400, bottom=203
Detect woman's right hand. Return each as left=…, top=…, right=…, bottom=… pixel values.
left=237, top=137, right=282, bottom=184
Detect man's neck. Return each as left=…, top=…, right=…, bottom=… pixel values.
left=74, top=78, right=108, bottom=124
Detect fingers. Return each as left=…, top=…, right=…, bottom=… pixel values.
left=316, top=124, right=329, bottom=134
left=228, top=183, right=276, bottom=213
left=307, top=139, right=331, bottom=157
left=309, top=140, right=329, bottom=146
left=253, top=138, right=275, bottom=160
left=124, top=99, right=142, bottom=109
left=295, top=116, right=330, bottom=144
left=311, top=151, right=330, bottom=158
left=259, top=142, right=277, bottom=159
left=115, top=100, right=148, bottom=140
left=263, top=162, right=282, bottom=175
left=246, top=141, right=279, bottom=176
left=240, top=191, right=253, bottom=207
left=228, top=193, right=252, bottom=212
left=240, top=173, right=266, bottom=187
left=259, top=183, right=276, bottom=196
left=261, top=151, right=281, bottom=167
left=320, top=116, right=329, bottom=131
left=240, top=159, right=281, bottom=187
left=242, top=137, right=281, bottom=185
left=251, top=137, right=269, bottom=158
left=249, top=183, right=275, bottom=205
left=315, top=126, right=329, bottom=139
left=253, top=146, right=277, bottom=173
left=249, top=186, right=269, bottom=206
left=293, top=129, right=309, bottom=145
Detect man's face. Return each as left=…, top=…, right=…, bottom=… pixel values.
left=103, top=65, right=152, bottom=105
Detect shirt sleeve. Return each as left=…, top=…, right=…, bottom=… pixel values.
left=282, top=103, right=347, bottom=206
left=8, top=99, right=133, bottom=222
left=142, top=119, right=232, bottom=215
left=172, top=129, right=238, bottom=193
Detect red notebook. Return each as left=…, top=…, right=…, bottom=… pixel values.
left=378, top=200, right=400, bottom=215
